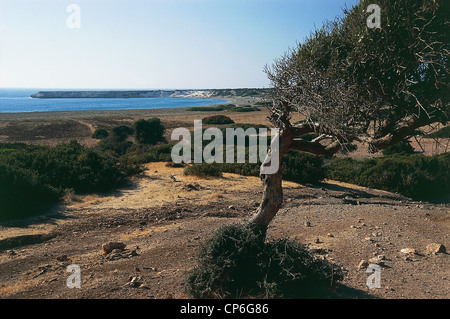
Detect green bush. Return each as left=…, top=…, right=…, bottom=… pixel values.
left=112, top=125, right=134, bottom=143
left=0, top=141, right=132, bottom=221
left=426, top=126, right=450, bottom=138
left=282, top=151, right=325, bottom=184
left=186, top=224, right=343, bottom=298
left=230, top=106, right=261, bottom=112
left=121, top=143, right=174, bottom=164
left=218, top=150, right=325, bottom=185
left=382, top=141, right=415, bottom=156
left=0, top=164, right=59, bottom=221
left=184, top=163, right=223, bottom=178
left=202, top=115, right=235, bottom=125
left=134, top=118, right=166, bottom=145
left=186, top=104, right=236, bottom=112
left=325, top=153, right=450, bottom=201
left=92, top=128, right=109, bottom=139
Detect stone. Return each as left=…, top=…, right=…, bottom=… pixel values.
left=56, top=255, right=68, bottom=262
left=6, top=250, right=16, bottom=256
left=102, top=242, right=126, bottom=255
left=304, top=221, right=312, bottom=227
left=426, top=243, right=446, bottom=254
left=357, top=260, right=369, bottom=269
left=400, top=248, right=417, bottom=255
left=368, top=255, right=386, bottom=266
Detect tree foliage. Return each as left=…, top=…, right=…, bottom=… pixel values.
left=134, top=118, right=166, bottom=145
left=265, top=0, right=449, bottom=153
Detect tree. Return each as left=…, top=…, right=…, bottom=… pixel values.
left=112, top=125, right=134, bottom=143
left=249, top=0, right=449, bottom=231
left=92, top=128, right=109, bottom=139
left=134, top=118, right=166, bottom=145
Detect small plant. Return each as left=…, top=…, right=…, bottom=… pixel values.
left=202, top=115, right=235, bottom=125
left=92, top=128, right=109, bottom=139
left=186, top=224, right=343, bottom=298
left=112, top=125, right=134, bottom=143
left=184, top=163, right=223, bottom=178
left=426, top=126, right=450, bottom=138
left=382, top=141, right=415, bottom=156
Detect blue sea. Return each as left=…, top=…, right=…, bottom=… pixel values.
left=0, top=89, right=227, bottom=113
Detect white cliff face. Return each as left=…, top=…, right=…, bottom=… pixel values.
left=170, top=90, right=212, bottom=98
left=31, top=90, right=213, bottom=99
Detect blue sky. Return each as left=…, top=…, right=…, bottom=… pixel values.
left=0, top=0, right=359, bottom=89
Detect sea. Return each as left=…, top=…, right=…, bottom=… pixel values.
left=0, top=89, right=228, bottom=113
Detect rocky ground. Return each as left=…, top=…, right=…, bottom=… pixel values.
left=0, top=162, right=448, bottom=299
left=0, top=103, right=448, bottom=300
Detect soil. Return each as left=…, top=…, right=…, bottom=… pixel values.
left=0, top=102, right=449, bottom=300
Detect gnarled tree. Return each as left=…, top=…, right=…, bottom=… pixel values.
left=249, top=0, right=449, bottom=230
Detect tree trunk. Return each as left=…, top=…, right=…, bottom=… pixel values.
left=248, top=129, right=293, bottom=232
left=247, top=165, right=284, bottom=230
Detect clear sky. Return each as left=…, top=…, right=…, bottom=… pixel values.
left=0, top=0, right=359, bottom=89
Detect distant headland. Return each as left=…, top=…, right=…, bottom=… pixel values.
left=30, top=90, right=209, bottom=99
left=30, top=88, right=274, bottom=99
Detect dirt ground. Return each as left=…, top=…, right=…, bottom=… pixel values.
left=0, top=104, right=449, bottom=299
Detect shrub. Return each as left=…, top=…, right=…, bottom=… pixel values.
left=98, top=140, right=133, bottom=156
left=0, top=141, right=133, bottom=221
left=282, top=151, right=325, bottom=184
left=121, top=143, right=174, bottom=164
left=325, top=153, right=450, bottom=201
left=382, top=141, right=415, bottom=156
left=218, top=150, right=325, bottom=185
left=0, top=164, right=59, bottom=221
left=202, top=115, right=235, bottom=125
left=134, top=118, right=166, bottom=144
left=184, top=163, right=223, bottom=178
left=186, top=104, right=236, bottom=112
left=229, top=106, right=261, bottom=112
left=112, top=125, right=134, bottom=143
left=92, top=128, right=109, bottom=139
left=186, top=224, right=343, bottom=298
left=426, top=125, right=450, bottom=138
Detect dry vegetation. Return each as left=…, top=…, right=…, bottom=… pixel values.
left=0, top=105, right=448, bottom=299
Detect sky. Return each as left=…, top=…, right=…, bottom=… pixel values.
left=0, top=0, right=359, bottom=89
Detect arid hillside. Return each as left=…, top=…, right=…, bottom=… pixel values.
left=0, top=162, right=448, bottom=299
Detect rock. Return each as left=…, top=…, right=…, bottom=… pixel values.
left=357, top=260, right=369, bottom=269
left=56, top=255, right=68, bottom=262
left=368, top=255, right=386, bottom=266
left=314, top=237, right=321, bottom=244
left=304, top=221, right=312, bottom=227
left=102, top=242, right=126, bottom=255
left=327, top=233, right=334, bottom=238
left=228, top=205, right=235, bottom=210
left=6, top=250, right=16, bottom=256
left=128, top=276, right=142, bottom=288
left=426, top=243, right=446, bottom=254
left=400, top=248, right=417, bottom=255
